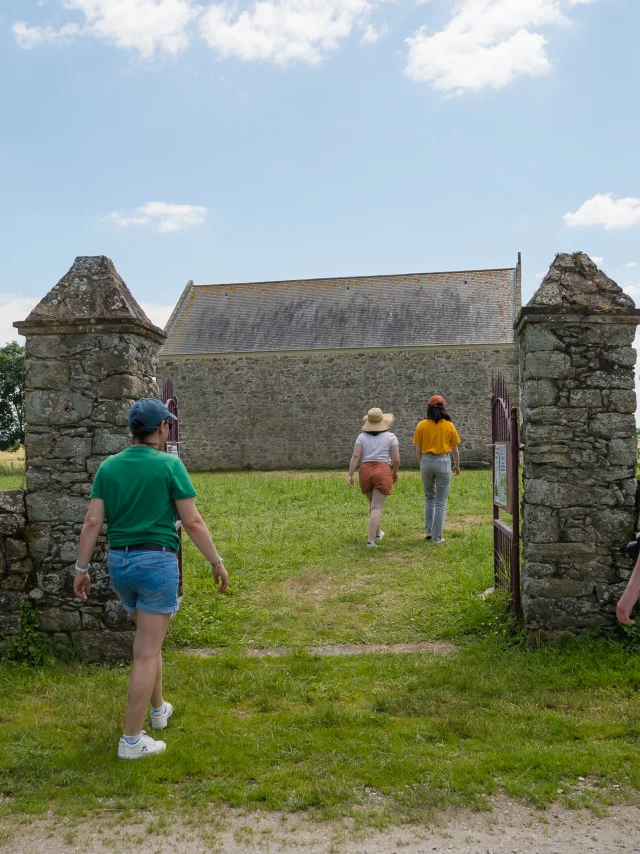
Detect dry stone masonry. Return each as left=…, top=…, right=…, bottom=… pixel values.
left=0, top=491, right=30, bottom=654
left=10, top=256, right=166, bottom=661
left=517, top=253, right=640, bottom=641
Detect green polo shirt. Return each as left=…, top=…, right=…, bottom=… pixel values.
left=90, top=446, right=197, bottom=551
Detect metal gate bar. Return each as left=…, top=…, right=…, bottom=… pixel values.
left=491, top=375, right=521, bottom=618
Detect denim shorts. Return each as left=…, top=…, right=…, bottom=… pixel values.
left=107, top=549, right=180, bottom=616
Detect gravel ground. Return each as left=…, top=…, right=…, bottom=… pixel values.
left=2, top=799, right=640, bottom=854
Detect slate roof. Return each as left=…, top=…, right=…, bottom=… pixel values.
left=160, top=266, right=520, bottom=356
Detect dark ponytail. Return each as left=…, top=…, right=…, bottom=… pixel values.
left=427, top=404, right=452, bottom=424
left=131, top=418, right=159, bottom=447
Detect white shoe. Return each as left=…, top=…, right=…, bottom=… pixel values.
left=366, top=541, right=378, bottom=548
left=375, top=530, right=385, bottom=541
left=118, top=732, right=166, bottom=760
left=151, top=702, right=174, bottom=730
left=432, top=538, right=446, bottom=544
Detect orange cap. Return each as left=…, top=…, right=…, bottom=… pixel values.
left=429, top=395, right=446, bottom=406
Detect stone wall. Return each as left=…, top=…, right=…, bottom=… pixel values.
left=0, top=491, right=30, bottom=654
left=518, top=253, right=640, bottom=640
left=159, top=344, right=519, bottom=471
left=9, top=256, right=166, bottom=661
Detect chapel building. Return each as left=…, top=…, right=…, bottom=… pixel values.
left=159, top=258, right=521, bottom=470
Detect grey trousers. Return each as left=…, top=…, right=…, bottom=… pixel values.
left=420, top=453, right=452, bottom=541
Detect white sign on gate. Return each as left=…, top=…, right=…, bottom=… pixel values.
left=494, top=443, right=509, bottom=509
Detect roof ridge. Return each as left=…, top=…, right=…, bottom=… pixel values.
left=193, top=267, right=518, bottom=289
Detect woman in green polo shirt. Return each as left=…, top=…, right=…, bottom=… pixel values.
left=73, top=398, right=228, bottom=760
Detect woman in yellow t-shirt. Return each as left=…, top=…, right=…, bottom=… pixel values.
left=412, top=395, right=461, bottom=543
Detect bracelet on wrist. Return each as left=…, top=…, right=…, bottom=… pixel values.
left=212, top=558, right=223, bottom=569
left=75, top=560, right=89, bottom=573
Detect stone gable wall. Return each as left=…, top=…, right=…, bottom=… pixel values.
left=160, top=345, right=519, bottom=471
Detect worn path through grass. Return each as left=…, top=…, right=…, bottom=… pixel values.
left=171, top=470, right=498, bottom=650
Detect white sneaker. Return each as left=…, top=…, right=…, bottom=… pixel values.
left=375, top=530, right=385, bottom=541
left=432, top=538, right=446, bottom=544
left=117, top=732, right=166, bottom=760
left=151, top=702, right=174, bottom=730
left=366, top=541, right=378, bottom=548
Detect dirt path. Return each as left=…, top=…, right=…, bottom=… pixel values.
left=186, top=641, right=457, bottom=658
left=3, top=799, right=640, bottom=854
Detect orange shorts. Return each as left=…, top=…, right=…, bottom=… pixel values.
left=359, top=461, right=393, bottom=496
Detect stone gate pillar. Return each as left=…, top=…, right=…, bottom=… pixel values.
left=13, top=256, right=166, bottom=661
left=517, top=253, right=640, bottom=641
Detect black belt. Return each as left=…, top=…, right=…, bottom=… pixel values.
left=110, top=543, right=177, bottom=554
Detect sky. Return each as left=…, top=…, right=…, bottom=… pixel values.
left=1, top=0, right=639, bottom=356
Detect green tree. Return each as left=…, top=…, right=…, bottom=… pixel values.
left=0, top=341, right=25, bottom=452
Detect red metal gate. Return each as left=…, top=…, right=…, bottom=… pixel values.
left=162, top=377, right=183, bottom=594
left=491, top=374, right=521, bottom=617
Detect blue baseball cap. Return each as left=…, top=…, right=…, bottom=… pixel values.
left=128, top=398, right=177, bottom=431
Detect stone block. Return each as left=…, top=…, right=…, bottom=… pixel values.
left=522, top=326, right=564, bottom=352
left=521, top=380, right=558, bottom=410
left=0, top=614, right=22, bottom=636
left=72, top=630, right=134, bottom=663
left=26, top=492, right=88, bottom=524
left=523, top=352, right=572, bottom=381
left=568, top=389, right=602, bottom=408
left=26, top=336, right=65, bottom=359
left=52, top=435, right=93, bottom=459
left=525, top=406, right=588, bottom=425
left=59, top=541, right=80, bottom=564
left=25, top=359, right=70, bottom=390
left=608, top=346, right=637, bottom=368
left=0, top=575, right=28, bottom=591
left=524, top=542, right=596, bottom=562
left=0, top=590, right=25, bottom=611
left=97, top=374, right=148, bottom=400
left=0, top=491, right=26, bottom=515
left=8, top=558, right=33, bottom=576
left=25, top=432, right=55, bottom=458
left=80, top=611, right=102, bottom=631
left=36, top=609, right=81, bottom=633
left=25, top=390, right=94, bottom=426
left=0, top=514, right=26, bottom=536
left=608, top=438, right=637, bottom=466
left=526, top=446, right=571, bottom=467
left=523, top=578, right=595, bottom=599
left=27, top=527, right=51, bottom=564
left=5, top=539, right=27, bottom=561
left=522, top=506, right=560, bottom=543
left=103, top=599, right=134, bottom=630
left=607, top=390, right=637, bottom=414
left=524, top=479, right=616, bottom=508
left=91, top=430, right=129, bottom=456
left=585, top=372, right=634, bottom=390
left=590, top=413, right=636, bottom=439
left=92, top=399, right=132, bottom=427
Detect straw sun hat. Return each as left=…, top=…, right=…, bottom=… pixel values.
left=362, top=407, right=394, bottom=432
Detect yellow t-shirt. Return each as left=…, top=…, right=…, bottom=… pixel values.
left=413, top=419, right=461, bottom=455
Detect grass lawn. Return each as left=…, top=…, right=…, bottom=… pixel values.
left=0, top=449, right=24, bottom=491
left=2, top=470, right=640, bottom=823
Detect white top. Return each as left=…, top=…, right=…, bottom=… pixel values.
left=355, top=431, right=399, bottom=464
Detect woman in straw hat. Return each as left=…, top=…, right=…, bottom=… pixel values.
left=413, top=395, right=461, bottom=544
left=348, top=407, right=400, bottom=547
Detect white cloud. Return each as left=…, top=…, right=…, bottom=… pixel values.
left=199, top=0, right=374, bottom=64
left=563, top=193, right=640, bottom=230
left=626, top=262, right=637, bottom=269
left=140, top=302, right=175, bottom=329
left=0, top=295, right=40, bottom=346
left=15, top=0, right=196, bottom=57
left=361, top=22, right=387, bottom=43
left=624, top=283, right=640, bottom=305
left=13, top=21, right=82, bottom=48
left=404, top=0, right=597, bottom=95
left=589, top=255, right=604, bottom=266
left=106, top=202, right=208, bottom=232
